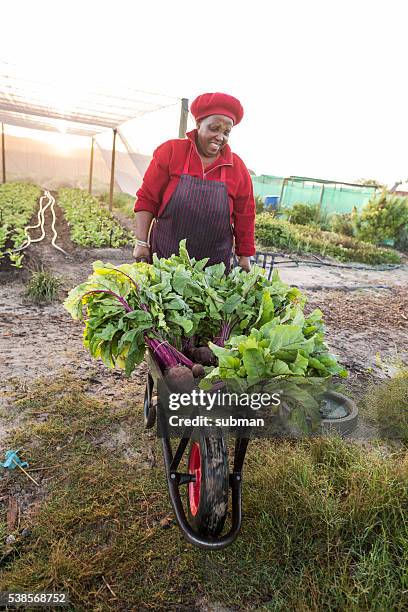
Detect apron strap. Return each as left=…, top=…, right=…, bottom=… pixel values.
left=182, top=146, right=192, bottom=175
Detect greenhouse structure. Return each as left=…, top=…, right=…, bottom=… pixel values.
left=252, top=174, right=378, bottom=213
left=0, top=60, right=189, bottom=207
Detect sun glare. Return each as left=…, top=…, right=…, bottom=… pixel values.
left=6, top=124, right=91, bottom=154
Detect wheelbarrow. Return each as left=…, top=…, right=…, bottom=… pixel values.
left=143, top=350, right=359, bottom=550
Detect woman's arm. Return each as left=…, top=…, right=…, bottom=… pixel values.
left=133, top=211, right=154, bottom=261
left=232, top=161, right=256, bottom=271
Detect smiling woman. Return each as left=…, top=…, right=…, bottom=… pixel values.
left=133, top=92, right=255, bottom=272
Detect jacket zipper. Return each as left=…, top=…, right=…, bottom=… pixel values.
left=204, top=163, right=233, bottom=178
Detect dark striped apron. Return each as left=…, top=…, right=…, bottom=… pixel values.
left=150, top=148, right=233, bottom=270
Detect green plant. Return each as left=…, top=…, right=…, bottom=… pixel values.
left=25, top=270, right=61, bottom=303
left=361, top=370, right=408, bottom=443
left=283, top=202, right=332, bottom=231
left=0, top=182, right=41, bottom=267
left=355, top=191, right=408, bottom=246
left=58, top=188, right=133, bottom=247
left=8, top=251, right=24, bottom=268
left=329, top=212, right=355, bottom=237
left=204, top=306, right=346, bottom=387
left=395, top=226, right=408, bottom=252
left=255, top=214, right=401, bottom=264
left=255, top=194, right=265, bottom=214
left=100, top=192, right=136, bottom=219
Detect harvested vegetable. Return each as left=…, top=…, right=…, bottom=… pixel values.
left=190, top=347, right=216, bottom=366
left=64, top=241, right=346, bottom=389
left=191, top=364, right=206, bottom=378
left=164, top=365, right=195, bottom=392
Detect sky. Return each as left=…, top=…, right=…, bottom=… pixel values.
left=1, top=0, right=407, bottom=186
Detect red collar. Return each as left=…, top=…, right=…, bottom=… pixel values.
left=186, top=129, right=233, bottom=166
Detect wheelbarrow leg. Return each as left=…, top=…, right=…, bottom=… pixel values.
left=143, top=372, right=156, bottom=429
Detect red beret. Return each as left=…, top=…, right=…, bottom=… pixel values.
left=190, top=92, right=244, bottom=126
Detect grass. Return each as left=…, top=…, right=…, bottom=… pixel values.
left=0, top=372, right=407, bottom=610
left=359, top=369, right=408, bottom=444
left=256, top=214, right=401, bottom=265
left=25, top=269, right=61, bottom=303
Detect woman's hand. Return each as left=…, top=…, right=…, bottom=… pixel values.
left=238, top=256, right=251, bottom=272
left=133, top=244, right=151, bottom=263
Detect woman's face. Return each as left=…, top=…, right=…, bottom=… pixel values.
left=196, top=115, right=233, bottom=157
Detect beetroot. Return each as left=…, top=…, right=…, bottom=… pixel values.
left=192, top=363, right=205, bottom=378
left=191, top=346, right=216, bottom=366
left=164, top=365, right=195, bottom=392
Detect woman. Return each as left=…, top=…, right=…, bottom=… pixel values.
left=133, top=92, right=255, bottom=271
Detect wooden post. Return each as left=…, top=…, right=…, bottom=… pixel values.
left=1, top=123, right=5, bottom=184
left=109, top=129, right=117, bottom=211
left=178, top=98, right=189, bottom=138
left=88, top=136, right=94, bottom=194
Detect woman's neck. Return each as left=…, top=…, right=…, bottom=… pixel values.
left=200, top=153, right=220, bottom=169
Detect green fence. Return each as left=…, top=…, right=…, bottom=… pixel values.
left=252, top=175, right=377, bottom=213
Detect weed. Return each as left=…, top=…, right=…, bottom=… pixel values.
left=25, top=270, right=61, bottom=304
left=360, top=370, right=408, bottom=443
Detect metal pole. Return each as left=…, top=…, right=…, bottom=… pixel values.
left=1, top=123, right=5, bottom=183
left=319, top=183, right=325, bottom=206
left=178, top=98, right=189, bottom=138
left=109, top=128, right=117, bottom=211
left=88, top=136, right=94, bottom=195
left=279, top=178, right=287, bottom=206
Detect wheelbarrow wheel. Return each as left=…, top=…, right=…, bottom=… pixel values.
left=186, top=434, right=229, bottom=537
left=144, top=373, right=156, bottom=429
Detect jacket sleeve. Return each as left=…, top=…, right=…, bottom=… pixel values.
left=232, top=162, right=256, bottom=256
left=134, top=142, right=172, bottom=215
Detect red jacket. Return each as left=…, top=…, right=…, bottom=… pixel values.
left=134, top=129, right=255, bottom=256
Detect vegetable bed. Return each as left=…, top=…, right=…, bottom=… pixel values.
left=255, top=214, right=401, bottom=264
left=0, top=182, right=41, bottom=267
left=58, top=188, right=134, bottom=248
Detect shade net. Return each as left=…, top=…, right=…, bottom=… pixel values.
left=252, top=175, right=377, bottom=213
left=0, top=60, right=190, bottom=196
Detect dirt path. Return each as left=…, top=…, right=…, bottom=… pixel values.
left=278, top=260, right=408, bottom=290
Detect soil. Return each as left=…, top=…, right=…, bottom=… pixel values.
left=0, top=197, right=138, bottom=449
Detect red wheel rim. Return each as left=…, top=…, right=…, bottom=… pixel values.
left=188, top=442, right=201, bottom=516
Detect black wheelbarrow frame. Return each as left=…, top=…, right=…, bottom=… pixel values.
left=143, top=349, right=250, bottom=550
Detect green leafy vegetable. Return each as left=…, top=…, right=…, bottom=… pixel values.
left=64, top=241, right=347, bottom=390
